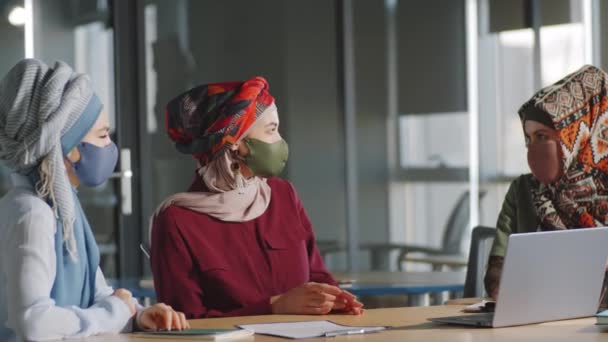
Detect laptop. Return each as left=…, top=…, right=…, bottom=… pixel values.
left=430, top=227, right=608, bottom=328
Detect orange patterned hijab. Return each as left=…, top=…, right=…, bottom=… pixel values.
left=518, top=65, right=608, bottom=229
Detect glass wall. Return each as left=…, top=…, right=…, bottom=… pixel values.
left=0, top=0, right=603, bottom=279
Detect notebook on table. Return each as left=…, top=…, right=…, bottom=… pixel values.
left=133, top=328, right=254, bottom=340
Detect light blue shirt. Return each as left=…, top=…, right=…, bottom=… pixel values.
left=0, top=174, right=140, bottom=341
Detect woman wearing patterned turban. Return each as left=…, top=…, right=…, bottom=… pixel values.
left=0, top=60, right=188, bottom=342
left=485, top=65, right=608, bottom=308
left=150, top=77, right=363, bottom=318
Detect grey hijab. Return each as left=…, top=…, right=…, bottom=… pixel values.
left=0, top=59, right=99, bottom=259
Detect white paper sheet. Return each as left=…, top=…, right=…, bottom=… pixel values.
left=237, top=320, right=385, bottom=339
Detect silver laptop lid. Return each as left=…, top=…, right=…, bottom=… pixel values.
left=493, top=227, right=608, bottom=327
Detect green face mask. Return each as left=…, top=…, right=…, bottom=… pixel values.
left=241, top=138, right=289, bottom=177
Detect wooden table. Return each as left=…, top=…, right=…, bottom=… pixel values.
left=54, top=305, right=607, bottom=341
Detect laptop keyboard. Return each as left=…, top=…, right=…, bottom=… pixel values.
left=457, top=313, right=494, bottom=323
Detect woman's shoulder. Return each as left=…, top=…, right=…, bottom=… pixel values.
left=151, top=200, right=222, bottom=239
left=0, top=188, right=56, bottom=242
left=267, top=178, right=300, bottom=203
left=502, top=174, right=536, bottom=214
left=151, top=205, right=190, bottom=245
left=0, top=188, right=54, bottom=222
left=508, top=174, right=535, bottom=193
left=153, top=203, right=203, bottom=227
left=267, top=177, right=299, bottom=195
left=267, top=177, right=292, bottom=189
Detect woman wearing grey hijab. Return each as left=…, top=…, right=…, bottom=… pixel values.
left=0, top=59, right=188, bottom=341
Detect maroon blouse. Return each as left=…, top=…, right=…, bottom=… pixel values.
left=150, top=177, right=337, bottom=318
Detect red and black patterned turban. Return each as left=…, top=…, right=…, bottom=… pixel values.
left=165, top=76, right=275, bottom=165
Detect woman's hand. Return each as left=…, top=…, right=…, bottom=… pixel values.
left=137, top=303, right=190, bottom=331
left=331, top=290, right=364, bottom=315
left=113, top=288, right=136, bottom=316
left=271, top=282, right=344, bottom=314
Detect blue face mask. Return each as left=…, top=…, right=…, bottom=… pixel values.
left=72, top=142, right=118, bottom=187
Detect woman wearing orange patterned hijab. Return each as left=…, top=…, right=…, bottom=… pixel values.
left=150, top=77, right=363, bottom=318
left=485, top=65, right=608, bottom=304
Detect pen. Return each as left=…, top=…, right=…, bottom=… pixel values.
left=324, top=328, right=367, bottom=337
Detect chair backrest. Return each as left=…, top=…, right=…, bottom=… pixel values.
left=441, top=190, right=486, bottom=254
left=463, top=226, right=496, bottom=297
